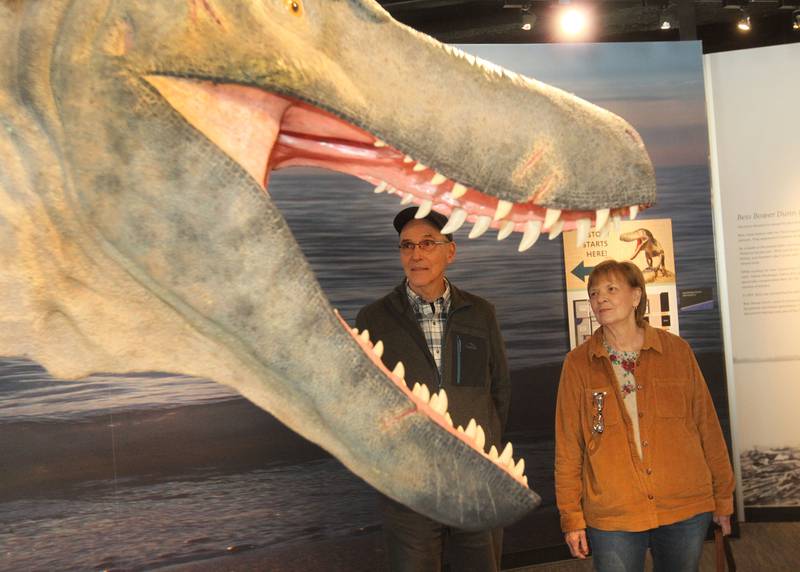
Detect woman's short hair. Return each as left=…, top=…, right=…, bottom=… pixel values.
left=587, top=259, right=648, bottom=326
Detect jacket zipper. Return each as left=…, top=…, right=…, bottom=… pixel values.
left=455, top=336, right=462, bottom=386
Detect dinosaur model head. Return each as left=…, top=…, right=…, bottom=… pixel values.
left=0, top=0, right=655, bottom=529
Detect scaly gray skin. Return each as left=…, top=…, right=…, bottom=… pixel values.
left=0, top=0, right=655, bottom=529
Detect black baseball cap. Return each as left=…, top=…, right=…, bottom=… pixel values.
left=393, top=206, right=453, bottom=241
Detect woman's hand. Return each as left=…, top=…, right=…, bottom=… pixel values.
left=713, top=514, right=732, bottom=536
left=564, top=529, right=590, bottom=559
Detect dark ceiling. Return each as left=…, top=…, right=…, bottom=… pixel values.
left=377, top=0, right=800, bottom=53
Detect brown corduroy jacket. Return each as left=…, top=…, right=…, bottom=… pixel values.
left=555, top=324, right=735, bottom=533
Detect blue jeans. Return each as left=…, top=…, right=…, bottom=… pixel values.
left=587, top=511, right=712, bottom=572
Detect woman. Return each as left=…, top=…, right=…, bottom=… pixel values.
left=554, top=259, right=734, bottom=572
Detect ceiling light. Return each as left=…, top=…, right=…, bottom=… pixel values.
left=521, top=7, right=536, bottom=31
left=737, top=10, right=751, bottom=31
left=659, top=3, right=674, bottom=30
left=559, top=6, right=589, bottom=37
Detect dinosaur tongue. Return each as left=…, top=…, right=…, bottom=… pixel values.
left=144, top=76, right=396, bottom=190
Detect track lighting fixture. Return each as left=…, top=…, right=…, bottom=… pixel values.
left=737, top=9, right=751, bottom=31
left=659, top=4, right=674, bottom=30
left=521, top=6, right=536, bottom=31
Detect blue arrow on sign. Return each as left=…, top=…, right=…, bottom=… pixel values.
left=571, top=261, right=595, bottom=282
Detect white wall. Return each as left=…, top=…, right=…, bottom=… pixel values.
left=705, top=43, right=800, bottom=514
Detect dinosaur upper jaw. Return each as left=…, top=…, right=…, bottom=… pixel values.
left=145, top=75, right=650, bottom=254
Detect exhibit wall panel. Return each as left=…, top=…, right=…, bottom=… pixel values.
left=705, top=43, right=800, bottom=516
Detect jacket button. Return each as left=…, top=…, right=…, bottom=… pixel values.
left=646, top=468, right=653, bottom=475
left=648, top=494, right=654, bottom=500
left=637, top=384, right=643, bottom=390
left=638, top=411, right=644, bottom=418
left=642, top=440, right=649, bottom=447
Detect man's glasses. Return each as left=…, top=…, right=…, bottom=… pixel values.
left=398, top=239, right=450, bottom=253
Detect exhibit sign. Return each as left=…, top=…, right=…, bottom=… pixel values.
left=563, top=218, right=679, bottom=349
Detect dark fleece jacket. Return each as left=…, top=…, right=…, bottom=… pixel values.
left=356, top=280, right=511, bottom=449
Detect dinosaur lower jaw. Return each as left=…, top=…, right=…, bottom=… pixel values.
left=145, top=75, right=531, bottom=487
left=333, top=310, right=528, bottom=488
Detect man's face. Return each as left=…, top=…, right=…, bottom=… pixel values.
left=399, top=219, right=456, bottom=296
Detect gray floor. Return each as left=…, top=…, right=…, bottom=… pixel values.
left=508, top=522, right=800, bottom=572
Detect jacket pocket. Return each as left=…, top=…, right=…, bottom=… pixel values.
left=452, top=332, right=488, bottom=386
left=654, top=380, right=688, bottom=418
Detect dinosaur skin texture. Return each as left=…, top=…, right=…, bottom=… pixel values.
left=0, top=0, right=655, bottom=529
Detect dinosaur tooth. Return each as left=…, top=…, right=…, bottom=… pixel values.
left=392, top=361, right=405, bottom=379
left=434, top=389, right=448, bottom=414
left=445, top=412, right=454, bottom=427
left=415, top=200, right=434, bottom=218
left=374, top=139, right=386, bottom=147
left=468, top=215, right=492, bottom=239
left=418, top=383, right=430, bottom=403
left=548, top=219, right=564, bottom=240
left=499, top=442, right=513, bottom=465
left=518, top=220, right=542, bottom=252
left=493, top=200, right=513, bottom=221
left=613, top=214, right=622, bottom=234
left=514, top=458, right=526, bottom=478
left=450, top=182, right=468, bottom=199
left=543, top=208, right=561, bottom=230
left=497, top=220, right=515, bottom=241
left=575, top=217, right=591, bottom=247
left=403, top=155, right=414, bottom=163
left=595, top=208, right=610, bottom=230
left=465, top=418, right=477, bottom=439
left=430, top=391, right=448, bottom=415
left=430, top=172, right=447, bottom=185
left=440, top=207, right=467, bottom=234
left=400, top=193, right=414, bottom=205
left=373, top=181, right=388, bottom=194
left=359, top=329, right=370, bottom=343
left=475, top=425, right=486, bottom=452
left=412, top=162, right=427, bottom=172
left=489, top=445, right=499, bottom=461
left=373, top=340, right=384, bottom=358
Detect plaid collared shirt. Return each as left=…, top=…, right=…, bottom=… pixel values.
left=406, top=280, right=451, bottom=374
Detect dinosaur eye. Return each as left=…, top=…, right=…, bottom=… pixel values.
left=284, top=0, right=303, bottom=16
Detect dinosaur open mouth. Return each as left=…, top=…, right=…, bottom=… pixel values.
left=144, top=74, right=644, bottom=489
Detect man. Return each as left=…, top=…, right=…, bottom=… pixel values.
left=356, top=206, right=511, bottom=572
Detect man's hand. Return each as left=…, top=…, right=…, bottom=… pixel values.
left=713, top=514, right=732, bottom=536
left=564, top=529, right=590, bottom=559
